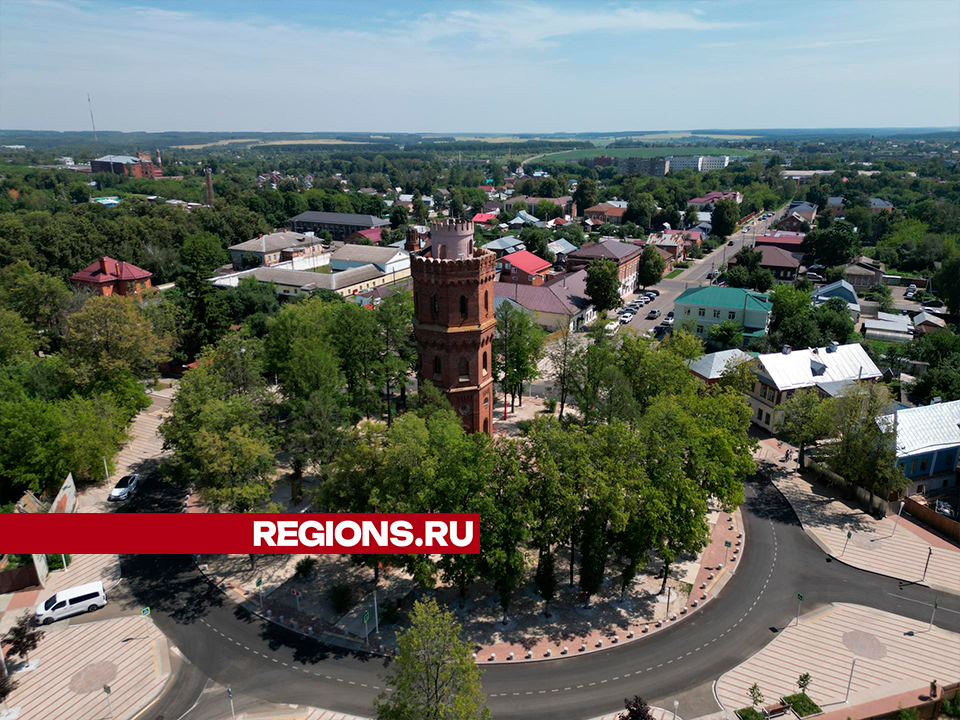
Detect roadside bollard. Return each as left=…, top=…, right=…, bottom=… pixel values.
left=562, top=646, right=569, bottom=655
left=527, top=650, right=533, bottom=659
left=545, top=648, right=552, bottom=657
left=579, top=642, right=586, bottom=652
left=643, top=625, right=649, bottom=633
left=612, top=635, right=619, bottom=643
left=508, top=651, right=514, bottom=660
left=490, top=653, right=496, bottom=661
left=596, top=639, right=603, bottom=647
left=627, top=630, right=635, bottom=638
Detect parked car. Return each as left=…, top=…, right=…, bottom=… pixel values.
left=646, top=289, right=660, bottom=297
left=604, top=321, right=619, bottom=337
left=935, top=501, right=955, bottom=518
left=667, top=310, right=675, bottom=318
left=619, top=314, right=633, bottom=325
left=924, top=299, right=945, bottom=308
left=35, top=581, right=107, bottom=625
left=109, top=473, right=140, bottom=501
left=637, top=296, right=649, bottom=305
left=742, top=226, right=750, bottom=233
left=647, top=308, right=661, bottom=319
left=707, top=270, right=718, bottom=279
left=908, top=283, right=917, bottom=291
left=806, top=272, right=824, bottom=282
left=661, top=317, right=674, bottom=326
left=905, top=291, right=916, bottom=300
left=728, top=240, right=734, bottom=246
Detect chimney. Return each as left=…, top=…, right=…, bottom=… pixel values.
left=828, top=340, right=839, bottom=353
left=99, top=257, right=109, bottom=275
left=155, top=149, right=162, bottom=167
left=782, top=345, right=792, bottom=355
left=205, top=167, right=215, bottom=207
left=931, top=396, right=942, bottom=405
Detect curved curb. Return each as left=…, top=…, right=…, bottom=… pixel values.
left=476, top=506, right=745, bottom=665
left=761, top=472, right=960, bottom=598
left=191, top=555, right=391, bottom=659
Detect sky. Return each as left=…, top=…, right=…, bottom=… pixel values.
left=1, top=0, right=959, bottom=133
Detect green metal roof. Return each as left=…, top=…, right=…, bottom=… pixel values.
left=675, top=286, right=771, bottom=312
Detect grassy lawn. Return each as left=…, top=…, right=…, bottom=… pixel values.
left=736, top=708, right=764, bottom=720
left=666, top=268, right=685, bottom=279
left=546, top=146, right=761, bottom=162
left=783, top=693, right=822, bottom=718
left=310, top=265, right=332, bottom=274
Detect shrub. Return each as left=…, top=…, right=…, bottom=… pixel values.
left=784, top=693, right=821, bottom=718
left=736, top=709, right=764, bottom=720
left=896, top=705, right=920, bottom=720
left=544, top=396, right=558, bottom=413
left=46, top=554, right=71, bottom=571
left=329, top=582, right=354, bottom=615
left=941, top=695, right=960, bottom=718
left=294, top=557, right=317, bottom=579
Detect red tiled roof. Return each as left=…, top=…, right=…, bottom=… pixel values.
left=70, top=257, right=152, bottom=284
left=354, top=227, right=383, bottom=243
left=472, top=212, right=499, bottom=224
left=605, top=207, right=626, bottom=218
left=502, top=249, right=551, bottom=275
left=756, top=232, right=805, bottom=247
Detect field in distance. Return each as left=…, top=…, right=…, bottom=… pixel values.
left=545, top=145, right=762, bottom=161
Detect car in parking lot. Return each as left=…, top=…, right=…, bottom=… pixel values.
left=646, top=308, right=661, bottom=319
left=619, top=314, right=633, bottom=324
left=905, top=291, right=916, bottom=300
left=667, top=310, right=674, bottom=318
left=806, top=272, right=824, bottom=282
left=604, top=321, right=619, bottom=337
left=728, top=240, right=734, bottom=246
left=661, top=316, right=674, bottom=326
left=109, top=474, right=140, bottom=501
left=742, top=226, right=750, bottom=233
left=936, top=501, right=955, bottom=518
left=646, top=289, right=660, bottom=297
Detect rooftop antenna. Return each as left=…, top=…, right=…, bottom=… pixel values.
left=87, top=94, right=98, bottom=143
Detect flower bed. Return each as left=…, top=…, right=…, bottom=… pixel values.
left=783, top=693, right=821, bottom=718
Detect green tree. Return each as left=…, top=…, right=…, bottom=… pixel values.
left=748, top=683, right=764, bottom=709
left=534, top=550, right=557, bottom=617
left=374, top=597, right=490, bottom=720
left=64, top=294, right=169, bottom=380
left=585, top=258, right=622, bottom=314
left=711, top=198, right=740, bottom=238
left=376, top=289, right=416, bottom=424
left=56, top=393, right=130, bottom=483
left=493, top=302, right=546, bottom=412
left=390, top=205, right=409, bottom=229
left=180, top=231, right=228, bottom=275
left=801, top=221, right=860, bottom=267
left=412, top=194, right=428, bottom=224
left=547, top=327, right=578, bottom=418
left=776, top=389, right=831, bottom=468
left=0, top=395, right=65, bottom=499
left=573, top=178, right=598, bottom=215
left=683, top=206, right=700, bottom=228
left=0, top=261, right=73, bottom=348
left=824, top=383, right=906, bottom=498
left=797, top=673, right=812, bottom=693
left=0, top=308, right=41, bottom=363
left=67, top=182, right=92, bottom=204
left=933, top=256, right=960, bottom=315
left=637, top=245, right=666, bottom=288
left=620, top=695, right=654, bottom=720
left=709, top=320, right=744, bottom=349
left=534, top=199, right=563, bottom=220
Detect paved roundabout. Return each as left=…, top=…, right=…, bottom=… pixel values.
left=120, top=476, right=960, bottom=720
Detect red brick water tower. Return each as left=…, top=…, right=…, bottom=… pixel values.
left=410, top=220, right=496, bottom=435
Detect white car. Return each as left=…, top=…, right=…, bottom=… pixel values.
left=109, top=473, right=140, bottom=501
left=604, top=321, right=619, bottom=337
left=660, top=317, right=674, bottom=326
left=619, top=314, right=633, bottom=324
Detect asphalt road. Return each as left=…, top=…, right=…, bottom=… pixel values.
left=117, top=473, right=960, bottom=720
left=620, top=210, right=785, bottom=337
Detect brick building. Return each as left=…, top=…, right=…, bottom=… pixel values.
left=566, top=238, right=642, bottom=297
left=288, top=211, right=389, bottom=240
left=411, top=220, right=496, bottom=435
left=90, top=153, right=161, bottom=179
left=69, top=257, right=153, bottom=298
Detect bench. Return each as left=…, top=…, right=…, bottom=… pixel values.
left=763, top=703, right=791, bottom=719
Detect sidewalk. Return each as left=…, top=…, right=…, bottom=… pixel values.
left=714, top=603, right=960, bottom=717
left=587, top=706, right=684, bottom=720
left=2, top=615, right=171, bottom=720
left=0, top=554, right=121, bottom=635
left=755, top=438, right=960, bottom=595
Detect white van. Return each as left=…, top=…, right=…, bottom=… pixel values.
left=35, top=581, right=107, bottom=625
left=604, top=321, right=619, bottom=337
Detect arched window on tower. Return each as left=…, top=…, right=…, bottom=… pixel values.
left=433, top=356, right=441, bottom=380
left=458, top=357, right=469, bottom=381
left=431, top=294, right=439, bottom=316
left=460, top=295, right=468, bottom=319
left=482, top=351, right=488, bottom=376
left=484, top=291, right=489, bottom=313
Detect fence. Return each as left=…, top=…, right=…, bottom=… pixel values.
left=902, top=496, right=960, bottom=541
left=0, top=562, right=40, bottom=594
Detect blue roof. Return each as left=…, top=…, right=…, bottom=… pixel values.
left=482, top=235, right=524, bottom=251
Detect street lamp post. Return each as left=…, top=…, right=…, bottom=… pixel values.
left=922, top=547, right=933, bottom=582
left=665, top=586, right=672, bottom=620
left=228, top=687, right=236, bottom=720
left=929, top=596, right=939, bottom=632
left=891, top=501, right=905, bottom=537
left=844, top=655, right=858, bottom=703
left=673, top=699, right=680, bottom=720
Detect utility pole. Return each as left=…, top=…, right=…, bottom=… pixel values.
left=891, top=501, right=905, bottom=537
left=844, top=656, right=858, bottom=703
left=929, top=596, right=939, bottom=632
left=922, top=547, right=933, bottom=582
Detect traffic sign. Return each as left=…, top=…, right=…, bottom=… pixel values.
left=724, top=540, right=732, bottom=548
left=141, top=607, right=151, bottom=616
left=291, top=589, right=301, bottom=597
left=256, top=577, right=262, bottom=587
left=227, top=687, right=233, bottom=698
left=363, top=610, right=370, bottom=623
left=103, top=685, right=111, bottom=695
left=847, top=530, right=852, bottom=539
left=797, top=593, right=804, bottom=602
